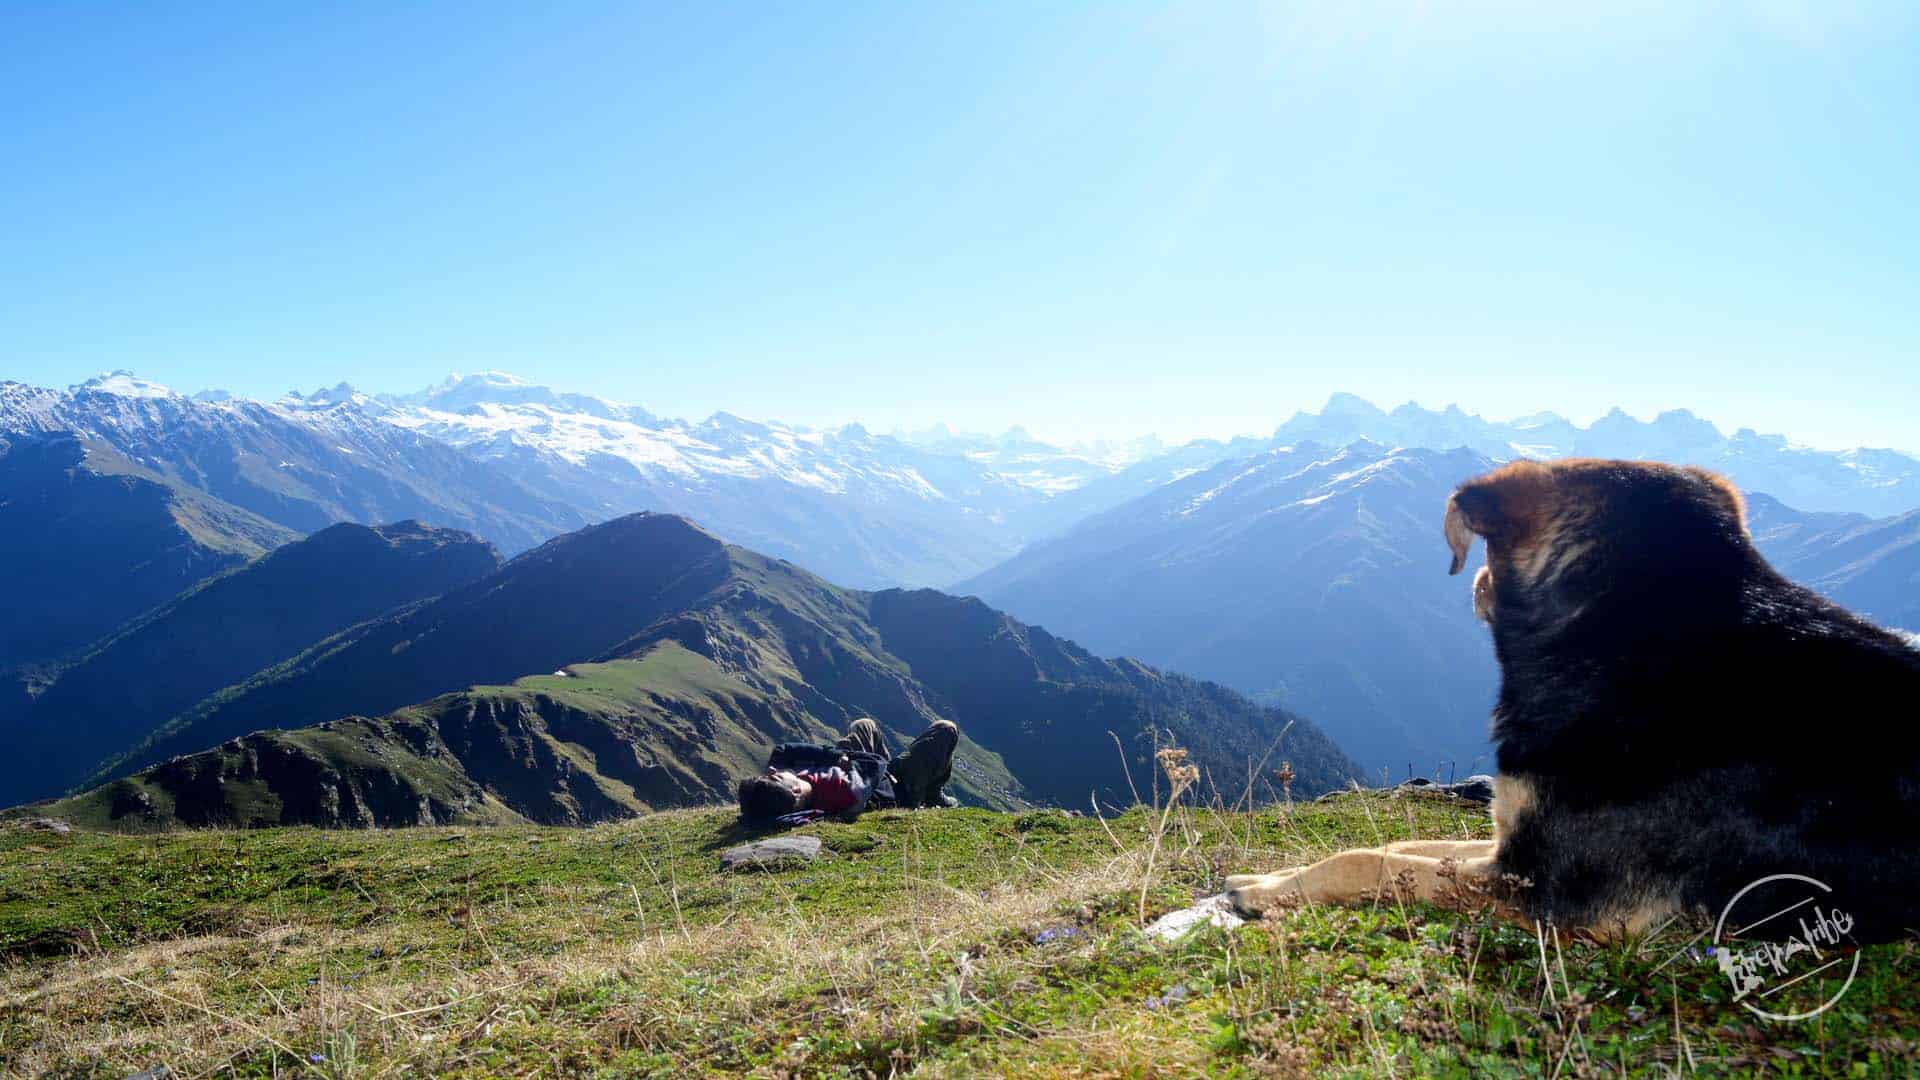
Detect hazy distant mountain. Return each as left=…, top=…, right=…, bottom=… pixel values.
left=342, top=373, right=1059, bottom=587
left=961, top=433, right=1920, bottom=778
left=291, top=370, right=1208, bottom=586
left=2, top=521, right=499, bottom=806
left=1746, top=494, right=1920, bottom=635
left=38, top=513, right=1357, bottom=828
left=961, top=441, right=1501, bottom=777
left=0, top=373, right=586, bottom=554
left=891, top=422, right=1170, bottom=496
left=1270, top=394, right=1920, bottom=516
left=0, top=431, right=295, bottom=670
left=367, top=373, right=1288, bottom=590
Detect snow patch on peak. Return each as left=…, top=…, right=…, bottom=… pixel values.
left=419, top=371, right=531, bottom=395
left=385, top=372, right=643, bottom=423
left=74, top=371, right=176, bottom=399
left=470, top=370, right=531, bottom=386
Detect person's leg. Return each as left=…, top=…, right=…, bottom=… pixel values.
left=891, top=720, right=959, bottom=807
left=837, top=717, right=888, bottom=760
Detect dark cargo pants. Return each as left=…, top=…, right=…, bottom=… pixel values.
left=838, top=717, right=959, bottom=808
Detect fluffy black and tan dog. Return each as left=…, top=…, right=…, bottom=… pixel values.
left=1228, top=458, right=1920, bottom=942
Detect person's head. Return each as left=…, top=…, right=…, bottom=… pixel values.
left=737, top=769, right=811, bottom=819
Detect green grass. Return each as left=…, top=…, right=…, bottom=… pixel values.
left=4, top=791, right=1916, bottom=1077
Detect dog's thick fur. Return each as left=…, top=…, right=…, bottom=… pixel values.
left=1229, top=459, right=1920, bottom=942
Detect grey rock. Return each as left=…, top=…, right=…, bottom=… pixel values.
left=1144, top=894, right=1245, bottom=941
left=20, top=818, right=72, bottom=834
left=124, top=1067, right=173, bottom=1080
left=1397, top=774, right=1496, bottom=804
left=720, top=835, right=823, bottom=870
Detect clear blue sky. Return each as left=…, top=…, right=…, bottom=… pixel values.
left=4, top=2, right=1917, bottom=449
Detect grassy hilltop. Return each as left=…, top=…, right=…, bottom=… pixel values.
left=5, top=788, right=1917, bottom=1077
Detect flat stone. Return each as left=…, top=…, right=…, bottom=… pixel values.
left=1144, top=894, right=1245, bottom=941
left=20, top=818, right=72, bottom=834
left=720, top=835, right=823, bottom=870
left=124, top=1067, right=173, bottom=1080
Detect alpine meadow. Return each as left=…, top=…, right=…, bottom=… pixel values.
left=6, top=4, right=1920, bottom=1077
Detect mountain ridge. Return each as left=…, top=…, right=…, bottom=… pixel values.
left=960, top=441, right=1502, bottom=776
left=30, top=511, right=1360, bottom=828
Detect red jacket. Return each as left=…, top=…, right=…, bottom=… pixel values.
left=798, top=765, right=871, bottom=814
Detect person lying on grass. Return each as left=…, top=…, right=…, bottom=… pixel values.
left=737, top=717, right=960, bottom=824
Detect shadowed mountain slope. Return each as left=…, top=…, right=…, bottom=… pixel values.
left=88, top=513, right=737, bottom=786
left=961, top=442, right=1500, bottom=777
left=1, top=521, right=500, bottom=806
left=1746, top=494, right=1920, bottom=635
left=0, top=432, right=295, bottom=670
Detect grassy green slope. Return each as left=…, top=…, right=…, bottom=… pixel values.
left=33, top=642, right=1025, bottom=830
left=5, top=793, right=1915, bottom=1076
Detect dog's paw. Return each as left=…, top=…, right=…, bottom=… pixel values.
left=1226, top=871, right=1306, bottom=917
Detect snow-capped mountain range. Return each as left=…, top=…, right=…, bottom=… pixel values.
left=6, top=371, right=1920, bottom=590
left=0, top=372, right=586, bottom=556
left=1273, top=393, right=1920, bottom=517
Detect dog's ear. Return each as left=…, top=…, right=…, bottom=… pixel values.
left=1443, top=492, right=1480, bottom=575
left=1444, top=462, right=1553, bottom=575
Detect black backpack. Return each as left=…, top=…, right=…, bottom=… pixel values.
left=767, top=742, right=896, bottom=809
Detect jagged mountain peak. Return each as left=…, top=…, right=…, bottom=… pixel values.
left=1321, top=391, right=1386, bottom=417
left=1649, top=407, right=1723, bottom=438
left=289, top=381, right=366, bottom=408
left=1262, top=396, right=1918, bottom=515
